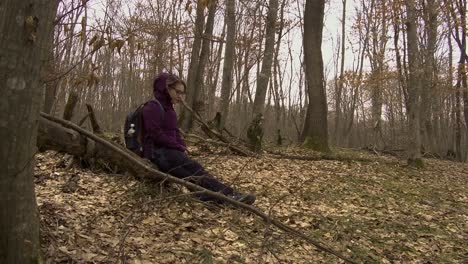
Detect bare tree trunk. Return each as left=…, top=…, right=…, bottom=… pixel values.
left=420, top=0, right=438, bottom=153
left=272, top=0, right=286, bottom=126
left=43, top=49, right=59, bottom=115
left=392, top=2, right=409, bottom=111
left=446, top=20, right=456, bottom=156
left=181, top=1, right=205, bottom=130
left=207, top=23, right=225, bottom=115
left=364, top=0, right=387, bottom=149
left=455, top=63, right=464, bottom=160
left=219, top=0, right=236, bottom=129
left=444, top=0, right=467, bottom=161
left=343, top=16, right=368, bottom=146
left=301, top=0, right=330, bottom=152
left=192, top=0, right=217, bottom=120
left=252, top=0, right=279, bottom=115
left=247, top=0, right=279, bottom=150
left=334, top=0, right=347, bottom=146
left=183, top=0, right=217, bottom=129
left=0, top=0, right=57, bottom=262
left=63, top=90, right=78, bottom=121
left=405, top=0, right=424, bottom=167
left=457, top=0, right=468, bottom=161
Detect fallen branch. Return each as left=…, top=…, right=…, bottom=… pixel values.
left=78, top=113, right=90, bottom=127
left=181, top=101, right=254, bottom=157
left=184, top=133, right=258, bottom=157
left=267, top=149, right=374, bottom=162
left=37, top=112, right=358, bottom=263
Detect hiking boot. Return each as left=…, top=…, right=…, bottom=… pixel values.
left=228, top=192, right=256, bottom=205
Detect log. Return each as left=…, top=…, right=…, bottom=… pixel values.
left=36, top=112, right=357, bottom=263
left=37, top=116, right=149, bottom=177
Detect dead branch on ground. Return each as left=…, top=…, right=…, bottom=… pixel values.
left=267, top=149, right=374, bottom=162
left=181, top=101, right=254, bottom=157
left=184, top=132, right=258, bottom=157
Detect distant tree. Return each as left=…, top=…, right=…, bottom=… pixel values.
left=181, top=0, right=205, bottom=130
left=301, top=0, right=331, bottom=152
left=219, top=0, right=236, bottom=129
left=365, top=0, right=389, bottom=149
left=0, top=0, right=58, bottom=262
left=334, top=0, right=347, bottom=146
left=420, top=0, right=438, bottom=153
left=443, top=0, right=467, bottom=161
left=405, top=0, right=424, bottom=167
left=248, top=0, right=279, bottom=150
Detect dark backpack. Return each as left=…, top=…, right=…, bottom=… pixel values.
left=124, top=99, right=164, bottom=156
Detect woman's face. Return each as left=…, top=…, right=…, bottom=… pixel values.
left=168, top=82, right=186, bottom=104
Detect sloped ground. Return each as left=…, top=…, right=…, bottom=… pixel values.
left=35, top=147, right=468, bottom=263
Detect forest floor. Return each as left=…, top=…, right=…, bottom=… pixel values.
left=35, top=145, right=467, bottom=263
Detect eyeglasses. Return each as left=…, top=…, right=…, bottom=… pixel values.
left=173, top=88, right=185, bottom=96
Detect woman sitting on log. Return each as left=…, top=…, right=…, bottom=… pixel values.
left=142, top=72, right=256, bottom=205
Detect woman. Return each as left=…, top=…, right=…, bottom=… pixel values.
left=142, top=72, right=255, bottom=205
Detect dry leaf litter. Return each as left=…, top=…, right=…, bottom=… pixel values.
left=35, top=146, right=468, bottom=263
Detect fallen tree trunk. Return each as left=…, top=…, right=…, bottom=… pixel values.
left=37, top=116, right=148, bottom=177
left=267, top=150, right=374, bottom=162
left=36, top=112, right=357, bottom=263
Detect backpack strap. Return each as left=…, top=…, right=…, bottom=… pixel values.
left=151, top=99, right=165, bottom=121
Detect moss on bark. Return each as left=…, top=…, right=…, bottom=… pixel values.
left=302, top=136, right=331, bottom=153
left=407, top=158, right=424, bottom=168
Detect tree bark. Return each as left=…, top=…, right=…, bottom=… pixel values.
left=0, top=0, right=58, bottom=262
left=405, top=0, right=424, bottom=167
left=252, top=0, right=279, bottom=115
left=247, top=0, right=278, bottom=151
left=443, top=0, right=467, bottom=161
left=301, top=0, right=330, bottom=152
left=181, top=1, right=205, bottom=130
left=42, top=49, right=58, bottom=115
left=191, top=0, right=217, bottom=121
left=219, top=0, right=236, bottom=129
left=63, top=90, right=78, bottom=121
left=365, top=0, right=387, bottom=149
left=334, top=0, right=347, bottom=146
left=420, top=0, right=438, bottom=153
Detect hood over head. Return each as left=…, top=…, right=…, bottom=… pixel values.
left=153, top=72, right=171, bottom=106
left=153, top=72, right=187, bottom=107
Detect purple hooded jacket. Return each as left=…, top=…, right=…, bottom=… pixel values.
left=142, top=72, right=186, bottom=158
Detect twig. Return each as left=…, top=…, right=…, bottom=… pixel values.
left=185, top=133, right=258, bottom=157
left=39, top=112, right=358, bottom=263
left=181, top=101, right=254, bottom=157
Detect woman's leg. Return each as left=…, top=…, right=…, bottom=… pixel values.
left=151, top=148, right=233, bottom=195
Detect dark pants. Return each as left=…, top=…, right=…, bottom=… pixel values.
left=150, top=148, right=233, bottom=200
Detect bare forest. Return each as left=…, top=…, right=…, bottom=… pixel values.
left=43, top=0, right=467, bottom=161
left=1, top=0, right=467, bottom=263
